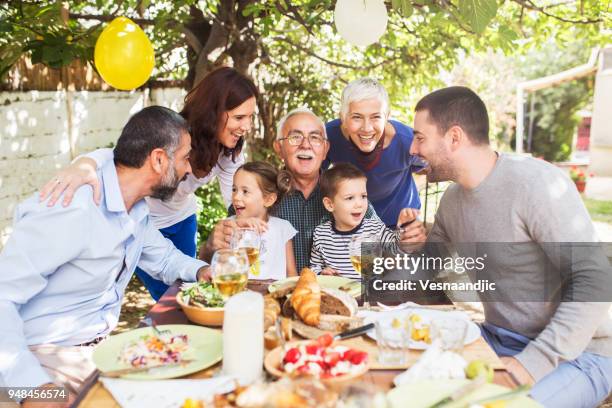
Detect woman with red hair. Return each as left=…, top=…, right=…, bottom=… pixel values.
left=40, top=67, right=258, bottom=300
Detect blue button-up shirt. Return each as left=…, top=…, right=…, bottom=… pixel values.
left=0, top=161, right=206, bottom=388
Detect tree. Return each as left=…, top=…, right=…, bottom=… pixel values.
left=1, top=0, right=607, bottom=242
left=449, top=40, right=595, bottom=161
left=1, top=0, right=608, bottom=146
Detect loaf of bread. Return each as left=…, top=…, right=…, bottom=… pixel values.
left=282, top=285, right=358, bottom=321
left=290, top=268, right=321, bottom=326
left=320, top=287, right=358, bottom=316
left=264, top=295, right=281, bottom=331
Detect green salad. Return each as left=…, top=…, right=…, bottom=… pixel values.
left=180, top=282, right=225, bottom=308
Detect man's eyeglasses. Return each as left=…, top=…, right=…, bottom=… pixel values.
left=278, top=131, right=327, bottom=147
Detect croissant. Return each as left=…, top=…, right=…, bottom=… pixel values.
left=264, top=295, right=281, bottom=331
left=291, top=268, right=321, bottom=326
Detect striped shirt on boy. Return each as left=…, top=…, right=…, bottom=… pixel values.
left=310, top=216, right=398, bottom=280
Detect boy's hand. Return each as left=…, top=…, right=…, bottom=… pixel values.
left=397, top=208, right=427, bottom=253
left=321, top=267, right=338, bottom=276
left=396, top=208, right=419, bottom=228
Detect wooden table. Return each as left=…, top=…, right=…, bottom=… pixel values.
left=74, top=282, right=519, bottom=407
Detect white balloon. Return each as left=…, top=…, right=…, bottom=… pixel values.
left=334, top=0, right=388, bottom=47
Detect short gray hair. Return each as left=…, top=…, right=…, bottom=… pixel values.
left=276, top=107, right=327, bottom=140
left=114, top=106, right=187, bottom=168
left=340, top=78, right=390, bottom=121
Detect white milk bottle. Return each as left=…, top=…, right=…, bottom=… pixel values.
left=222, top=291, right=264, bottom=385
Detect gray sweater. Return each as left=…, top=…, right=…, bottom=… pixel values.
left=428, top=152, right=612, bottom=381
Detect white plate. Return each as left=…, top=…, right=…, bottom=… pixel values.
left=268, top=275, right=361, bottom=297
left=362, top=308, right=480, bottom=350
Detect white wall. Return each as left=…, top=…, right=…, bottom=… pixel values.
left=0, top=88, right=186, bottom=248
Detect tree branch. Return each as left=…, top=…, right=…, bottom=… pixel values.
left=274, top=1, right=315, bottom=36
left=68, top=12, right=155, bottom=25
left=272, top=36, right=399, bottom=71
left=510, top=0, right=603, bottom=23
left=181, top=26, right=203, bottom=54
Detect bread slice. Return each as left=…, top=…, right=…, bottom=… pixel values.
left=320, top=287, right=358, bottom=317
left=316, top=314, right=363, bottom=332
left=263, top=318, right=292, bottom=349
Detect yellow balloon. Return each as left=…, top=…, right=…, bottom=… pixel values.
left=94, top=17, right=155, bottom=90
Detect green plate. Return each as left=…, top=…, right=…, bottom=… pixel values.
left=93, top=324, right=222, bottom=380
left=387, top=379, right=541, bottom=408
left=268, top=275, right=361, bottom=297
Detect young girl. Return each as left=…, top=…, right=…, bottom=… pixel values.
left=231, top=162, right=297, bottom=280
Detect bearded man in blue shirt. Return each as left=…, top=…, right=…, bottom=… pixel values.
left=0, top=106, right=210, bottom=406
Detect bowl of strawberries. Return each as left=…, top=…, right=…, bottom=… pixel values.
left=264, top=334, right=369, bottom=389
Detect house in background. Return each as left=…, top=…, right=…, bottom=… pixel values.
left=589, top=47, right=612, bottom=177
left=516, top=46, right=612, bottom=176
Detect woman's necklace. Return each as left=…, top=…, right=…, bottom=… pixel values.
left=349, top=130, right=386, bottom=171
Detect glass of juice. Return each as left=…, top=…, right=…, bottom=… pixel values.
left=231, top=227, right=262, bottom=277
left=211, top=248, right=249, bottom=298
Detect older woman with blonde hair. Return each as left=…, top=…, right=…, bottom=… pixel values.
left=324, top=78, right=424, bottom=226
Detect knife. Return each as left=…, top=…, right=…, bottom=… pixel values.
left=101, top=359, right=194, bottom=378
left=426, top=376, right=487, bottom=408
left=334, top=323, right=375, bottom=341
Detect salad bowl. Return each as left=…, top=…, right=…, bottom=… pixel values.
left=177, top=282, right=225, bottom=326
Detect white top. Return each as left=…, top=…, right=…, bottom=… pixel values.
left=86, top=148, right=245, bottom=229
left=229, top=216, right=297, bottom=280
left=0, top=161, right=205, bottom=389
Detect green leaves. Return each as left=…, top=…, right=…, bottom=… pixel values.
left=458, top=0, right=498, bottom=33
left=392, top=0, right=414, bottom=17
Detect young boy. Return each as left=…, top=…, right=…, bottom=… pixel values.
left=310, top=163, right=400, bottom=280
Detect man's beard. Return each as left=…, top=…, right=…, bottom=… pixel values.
left=423, top=147, right=456, bottom=183
left=151, top=165, right=183, bottom=201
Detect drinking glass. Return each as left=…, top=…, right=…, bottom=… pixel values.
left=348, top=237, right=363, bottom=276
left=375, top=320, right=410, bottom=366
left=430, top=318, right=468, bottom=352
left=349, top=232, right=382, bottom=308
left=211, top=248, right=250, bottom=298
left=349, top=232, right=383, bottom=273
left=230, top=227, right=262, bottom=277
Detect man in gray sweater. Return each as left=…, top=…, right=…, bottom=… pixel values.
left=406, top=86, right=612, bottom=407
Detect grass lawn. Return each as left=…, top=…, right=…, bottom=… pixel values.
left=584, top=198, right=612, bottom=223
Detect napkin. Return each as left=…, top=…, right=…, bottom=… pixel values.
left=100, top=376, right=236, bottom=408
left=393, top=340, right=467, bottom=386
